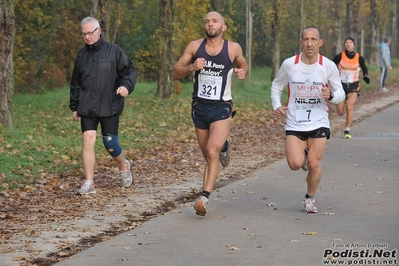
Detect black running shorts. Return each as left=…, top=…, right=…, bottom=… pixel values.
left=191, top=101, right=233, bottom=130
left=285, top=127, right=330, bottom=141
left=81, top=116, right=119, bottom=135
left=342, top=81, right=360, bottom=95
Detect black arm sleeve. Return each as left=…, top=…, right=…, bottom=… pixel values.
left=333, top=53, right=342, bottom=67
left=117, top=47, right=137, bottom=94
left=69, top=56, right=81, bottom=112
left=359, top=55, right=368, bottom=76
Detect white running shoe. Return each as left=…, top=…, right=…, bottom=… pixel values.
left=219, top=138, right=231, bottom=167
left=120, top=160, right=133, bottom=188
left=194, top=196, right=209, bottom=216
left=303, top=197, right=317, bottom=213
left=76, top=180, right=96, bottom=195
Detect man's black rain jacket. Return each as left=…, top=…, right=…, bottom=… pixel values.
left=69, top=36, right=137, bottom=117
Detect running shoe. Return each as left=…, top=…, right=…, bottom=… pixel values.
left=120, top=159, right=133, bottom=188
left=344, top=130, right=352, bottom=139
left=76, top=180, right=96, bottom=195
left=301, top=147, right=309, bottom=171
left=219, top=138, right=231, bottom=167
left=303, top=197, right=317, bottom=213
left=380, top=87, right=389, bottom=92
left=194, top=195, right=209, bottom=216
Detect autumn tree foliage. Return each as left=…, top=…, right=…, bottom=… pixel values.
left=7, top=0, right=398, bottom=94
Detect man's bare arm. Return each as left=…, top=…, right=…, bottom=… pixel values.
left=172, top=40, right=203, bottom=79
left=230, top=42, right=248, bottom=80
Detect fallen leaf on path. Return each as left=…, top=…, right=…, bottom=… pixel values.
left=226, top=245, right=240, bottom=251
left=302, top=232, right=317, bottom=235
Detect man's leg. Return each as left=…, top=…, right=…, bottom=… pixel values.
left=345, top=92, right=358, bottom=129
left=305, top=137, right=327, bottom=196
left=114, top=152, right=128, bottom=171
left=101, top=115, right=132, bottom=188
left=82, top=130, right=97, bottom=183
left=336, top=100, right=345, bottom=116
left=194, top=118, right=231, bottom=216
left=285, top=135, right=307, bottom=170
left=301, top=137, right=326, bottom=213
left=380, top=68, right=388, bottom=91
left=76, top=130, right=98, bottom=194
left=197, top=118, right=231, bottom=193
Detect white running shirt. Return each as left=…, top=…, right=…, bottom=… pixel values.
left=271, top=53, right=345, bottom=131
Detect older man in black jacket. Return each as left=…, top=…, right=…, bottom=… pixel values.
left=70, top=17, right=137, bottom=195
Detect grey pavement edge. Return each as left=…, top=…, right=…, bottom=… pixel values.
left=55, top=102, right=399, bottom=266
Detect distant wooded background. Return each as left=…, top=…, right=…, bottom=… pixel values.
left=9, top=0, right=399, bottom=92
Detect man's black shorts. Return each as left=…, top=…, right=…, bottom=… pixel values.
left=191, top=101, right=233, bottom=130
left=342, top=81, right=360, bottom=95
left=81, top=116, right=119, bottom=135
left=285, top=127, right=330, bottom=141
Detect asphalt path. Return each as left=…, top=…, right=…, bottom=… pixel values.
left=55, top=101, right=399, bottom=266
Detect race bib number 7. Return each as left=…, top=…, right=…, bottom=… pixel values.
left=198, top=74, right=223, bottom=100
left=295, top=107, right=322, bottom=122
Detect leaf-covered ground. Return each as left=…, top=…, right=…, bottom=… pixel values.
left=1, top=86, right=398, bottom=266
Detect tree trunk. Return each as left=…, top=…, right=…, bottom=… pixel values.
left=245, top=0, right=252, bottom=80
left=91, top=0, right=108, bottom=41
left=391, top=0, right=397, bottom=59
left=334, top=0, right=342, bottom=55
left=0, top=0, right=15, bottom=127
left=271, top=0, right=280, bottom=81
left=156, top=0, right=174, bottom=98
left=299, top=0, right=304, bottom=53
left=346, top=0, right=355, bottom=38
left=369, top=0, right=378, bottom=64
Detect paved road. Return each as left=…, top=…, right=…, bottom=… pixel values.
left=56, top=103, right=399, bottom=266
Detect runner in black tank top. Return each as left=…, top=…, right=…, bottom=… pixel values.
left=172, top=11, right=248, bottom=216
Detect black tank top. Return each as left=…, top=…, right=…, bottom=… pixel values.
left=192, top=38, right=234, bottom=103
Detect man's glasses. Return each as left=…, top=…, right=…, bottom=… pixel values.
left=81, top=27, right=98, bottom=38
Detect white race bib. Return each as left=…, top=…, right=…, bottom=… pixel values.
left=295, top=99, right=323, bottom=123
left=340, top=70, right=355, bottom=83
left=197, top=74, right=223, bottom=100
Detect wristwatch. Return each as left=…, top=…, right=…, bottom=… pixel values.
left=328, top=91, right=334, bottom=101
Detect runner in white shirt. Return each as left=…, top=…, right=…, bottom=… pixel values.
left=271, top=26, right=345, bottom=213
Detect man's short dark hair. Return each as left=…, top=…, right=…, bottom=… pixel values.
left=301, top=26, right=321, bottom=39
